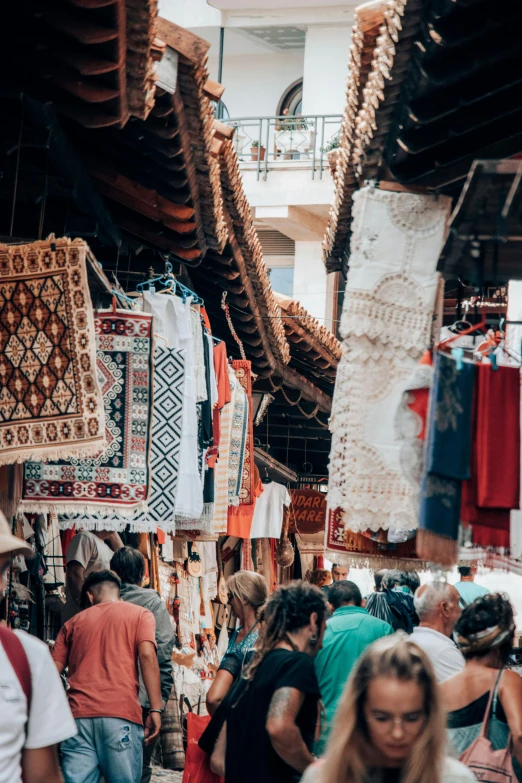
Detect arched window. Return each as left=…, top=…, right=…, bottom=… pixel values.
left=277, top=79, right=303, bottom=117
left=211, top=100, right=230, bottom=120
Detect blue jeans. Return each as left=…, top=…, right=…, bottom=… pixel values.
left=61, top=717, right=144, bottom=783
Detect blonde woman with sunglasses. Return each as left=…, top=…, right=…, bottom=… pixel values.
left=302, top=635, right=475, bottom=783
left=207, top=571, right=267, bottom=715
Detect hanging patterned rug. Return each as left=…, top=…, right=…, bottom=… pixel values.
left=134, top=346, right=184, bottom=530
left=0, top=237, right=105, bottom=465
left=57, top=346, right=185, bottom=533
left=326, top=508, right=426, bottom=569
left=232, top=360, right=254, bottom=505
left=22, top=309, right=153, bottom=515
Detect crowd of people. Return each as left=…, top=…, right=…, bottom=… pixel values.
left=1, top=511, right=521, bottom=783
left=203, top=563, right=522, bottom=783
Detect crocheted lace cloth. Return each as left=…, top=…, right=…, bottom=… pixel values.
left=327, top=187, right=450, bottom=536
left=191, top=306, right=208, bottom=404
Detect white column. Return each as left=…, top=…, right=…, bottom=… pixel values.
left=293, top=241, right=328, bottom=323
left=301, top=25, right=352, bottom=116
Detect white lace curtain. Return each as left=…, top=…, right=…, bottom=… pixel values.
left=327, top=186, right=451, bottom=545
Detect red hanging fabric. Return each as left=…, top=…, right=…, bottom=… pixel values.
left=472, top=520, right=510, bottom=549
left=475, top=364, right=520, bottom=509
left=462, top=364, right=520, bottom=549
left=60, top=527, right=76, bottom=568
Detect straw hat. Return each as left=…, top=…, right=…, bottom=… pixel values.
left=0, top=510, right=33, bottom=558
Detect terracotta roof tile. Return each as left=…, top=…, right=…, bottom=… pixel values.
left=274, top=293, right=341, bottom=366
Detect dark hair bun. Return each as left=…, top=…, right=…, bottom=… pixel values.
left=456, top=592, right=513, bottom=638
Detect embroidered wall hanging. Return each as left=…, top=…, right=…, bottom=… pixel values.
left=22, top=309, right=153, bottom=515
left=0, top=237, right=105, bottom=465
left=57, top=346, right=185, bottom=533
left=325, top=508, right=424, bottom=569
left=228, top=369, right=248, bottom=506
left=327, top=187, right=451, bottom=537
left=232, top=360, right=254, bottom=506
left=213, top=377, right=235, bottom=534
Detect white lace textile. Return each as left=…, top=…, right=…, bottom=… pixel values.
left=191, top=306, right=208, bottom=404
left=327, top=186, right=451, bottom=539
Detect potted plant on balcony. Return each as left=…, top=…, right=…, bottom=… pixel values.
left=250, top=140, right=266, bottom=161
left=322, top=136, right=341, bottom=176
left=274, top=109, right=314, bottom=160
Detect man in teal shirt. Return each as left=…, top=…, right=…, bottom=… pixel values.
left=314, top=580, right=393, bottom=754
left=454, top=565, right=489, bottom=608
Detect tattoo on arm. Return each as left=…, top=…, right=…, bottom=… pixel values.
left=268, top=687, right=296, bottom=720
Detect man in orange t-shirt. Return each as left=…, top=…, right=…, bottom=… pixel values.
left=53, top=570, right=162, bottom=783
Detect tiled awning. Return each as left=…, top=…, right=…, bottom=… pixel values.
left=324, top=0, right=522, bottom=274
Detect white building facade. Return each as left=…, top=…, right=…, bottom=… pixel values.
left=159, top=0, right=358, bottom=330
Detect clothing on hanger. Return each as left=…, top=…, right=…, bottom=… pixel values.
left=250, top=481, right=291, bottom=539
left=227, top=466, right=263, bottom=538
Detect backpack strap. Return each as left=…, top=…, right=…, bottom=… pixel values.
left=492, top=669, right=504, bottom=717
left=0, top=626, right=33, bottom=716
left=0, top=626, right=32, bottom=707
left=0, top=626, right=32, bottom=783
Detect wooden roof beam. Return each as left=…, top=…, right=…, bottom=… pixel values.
left=45, top=12, right=119, bottom=44
left=89, top=163, right=195, bottom=220
left=118, top=216, right=202, bottom=263
left=94, top=180, right=197, bottom=234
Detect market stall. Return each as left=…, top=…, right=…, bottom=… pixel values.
left=322, top=0, right=522, bottom=574
left=0, top=15, right=344, bottom=774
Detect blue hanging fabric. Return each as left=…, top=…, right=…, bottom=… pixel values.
left=417, top=352, right=476, bottom=566
left=426, top=352, right=475, bottom=481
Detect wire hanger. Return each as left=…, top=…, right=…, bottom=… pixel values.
left=435, top=319, right=487, bottom=351
left=135, top=259, right=204, bottom=305
left=111, top=289, right=137, bottom=309
left=136, top=260, right=174, bottom=292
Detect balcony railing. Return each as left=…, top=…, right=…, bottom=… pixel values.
left=224, top=115, right=343, bottom=180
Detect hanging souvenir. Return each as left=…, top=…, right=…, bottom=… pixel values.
left=276, top=513, right=294, bottom=568
left=186, top=542, right=203, bottom=578
left=216, top=546, right=228, bottom=606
